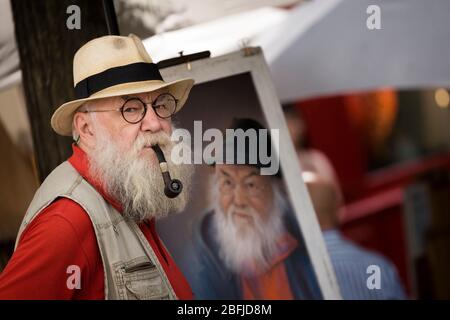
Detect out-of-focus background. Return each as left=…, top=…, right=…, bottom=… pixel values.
left=1, top=0, right=449, bottom=299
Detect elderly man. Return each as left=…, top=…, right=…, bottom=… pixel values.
left=189, top=118, right=322, bottom=300
left=0, top=35, right=194, bottom=299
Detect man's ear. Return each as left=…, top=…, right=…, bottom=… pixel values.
left=73, top=111, right=95, bottom=149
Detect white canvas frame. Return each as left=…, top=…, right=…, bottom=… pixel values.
left=160, top=47, right=342, bottom=300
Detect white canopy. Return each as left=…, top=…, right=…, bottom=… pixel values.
left=145, top=0, right=450, bottom=102
left=257, top=0, right=450, bottom=101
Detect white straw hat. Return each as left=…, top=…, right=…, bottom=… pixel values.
left=51, top=34, right=194, bottom=136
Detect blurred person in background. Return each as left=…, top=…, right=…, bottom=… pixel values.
left=284, top=103, right=340, bottom=189
left=304, top=171, right=407, bottom=300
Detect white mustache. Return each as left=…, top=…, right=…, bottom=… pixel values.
left=132, top=131, right=172, bottom=153
left=227, top=204, right=256, bottom=220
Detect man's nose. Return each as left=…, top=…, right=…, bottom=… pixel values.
left=233, top=185, right=248, bottom=208
left=140, top=105, right=162, bottom=132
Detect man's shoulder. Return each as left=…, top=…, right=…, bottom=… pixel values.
left=22, top=197, right=95, bottom=242
left=325, top=232, right=396, bottom=269
left=39, top=161, right=79, bottom=189
left=43, top=197, right=92, bottom=222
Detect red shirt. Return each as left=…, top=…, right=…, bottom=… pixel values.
left=0, top=145, right=193, bottom=300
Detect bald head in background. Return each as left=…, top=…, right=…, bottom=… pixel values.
left=302, top=172, right=407, bottom=300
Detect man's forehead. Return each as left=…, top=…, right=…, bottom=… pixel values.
left=216, top=164, right=260, bottom=179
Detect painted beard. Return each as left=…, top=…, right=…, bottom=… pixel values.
left=212, top=180, right=287, bottom=277
left=88, top=127, right=193, bottom=223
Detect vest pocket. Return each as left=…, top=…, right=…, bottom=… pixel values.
left=116, top=257, right=170, bottom=300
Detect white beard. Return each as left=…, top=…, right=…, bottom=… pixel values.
left=212, top=181, right=287, bottom=277
left=88, top=126, right=193, bottom=223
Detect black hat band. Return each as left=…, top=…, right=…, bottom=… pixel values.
left=74, top=62, right=164, bottom=99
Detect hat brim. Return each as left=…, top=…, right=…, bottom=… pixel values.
left=51, top=78, right=194, bottom=136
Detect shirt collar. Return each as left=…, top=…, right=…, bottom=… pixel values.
left=68, top=144, right=123, bottom=213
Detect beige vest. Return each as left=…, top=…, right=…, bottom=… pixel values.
left=15, top=161, right=177, bottom=300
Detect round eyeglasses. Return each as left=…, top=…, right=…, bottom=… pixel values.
left=80, top=93, right=178, bottom=124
